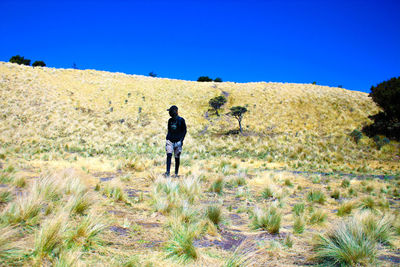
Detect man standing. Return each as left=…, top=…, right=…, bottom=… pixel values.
left=165, top=105, right=187, bottom=177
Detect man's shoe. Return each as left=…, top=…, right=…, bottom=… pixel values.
left=173, top=174, right=179, bottom=178
left=164, top=172, right=170, bottom=177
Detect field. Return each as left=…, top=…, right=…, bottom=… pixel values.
left=0, top=61, right=399, bottom=266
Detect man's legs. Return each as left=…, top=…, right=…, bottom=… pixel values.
left=165, top=140, right=174, bottom=177
left=174, top=153, right=180, bottom=176
left=166, top=153, right=172, bottom=176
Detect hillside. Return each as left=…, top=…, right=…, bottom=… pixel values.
left=0, top=62, right=399, bottom=266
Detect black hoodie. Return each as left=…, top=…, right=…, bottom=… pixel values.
left=166, top=116, right=187, bottom=142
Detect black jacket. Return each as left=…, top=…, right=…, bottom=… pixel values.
left=166, top=116, right=187, bottom=142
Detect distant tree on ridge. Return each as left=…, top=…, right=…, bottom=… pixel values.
left=32, top=61, right=46, bottom=67
left=197, top=76, right=213, bottom=82
left=9, top=55, right=31, bottom=66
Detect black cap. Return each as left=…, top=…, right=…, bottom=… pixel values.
left=167, top=105, right=178, bottom=111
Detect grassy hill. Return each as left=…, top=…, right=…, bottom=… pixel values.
left=0, top=61, right=399, bottom=266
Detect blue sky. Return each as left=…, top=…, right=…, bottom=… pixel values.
left=0, top=0, right=399, bottom=92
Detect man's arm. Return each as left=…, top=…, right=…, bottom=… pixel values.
left=181, top=118, right=187, bottom=142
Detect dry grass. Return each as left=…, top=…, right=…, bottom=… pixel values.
left=0, top=61, right=399, bottom=265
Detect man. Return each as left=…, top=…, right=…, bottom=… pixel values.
left=165, top=105, right=187, bottom=177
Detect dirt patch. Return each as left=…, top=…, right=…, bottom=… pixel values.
left=109, top=226, right=129, bottom=236
left=195, top=229, right=246, bottom=251
left=229, top=213, right=246, bottom=226
left=379, top=254, right=400, bottom=264
left=136, top=222, right=161, bottom=228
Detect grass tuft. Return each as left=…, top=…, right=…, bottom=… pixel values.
left=313, top=213, right=378, bottom=266
left=209, top=176, right=224, bottom=194
left=164, top=224, right=197, bottom=263
left=292, top=202, right=305, bottom=216
left=205, top=205, right=223, bottom=227
left=293, top=216, right=306, bottom=234
left=307, top=190, right=326, bottom=204
left=251, top=205, right=281, bottom=234
left=308, top=209, right=327, bottom=225
left=337, top=201, right=354, bottom=217
left=33, top=213, right=68, bottom=261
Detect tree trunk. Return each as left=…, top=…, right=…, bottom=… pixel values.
left=238, top=119, right=242, bottom=134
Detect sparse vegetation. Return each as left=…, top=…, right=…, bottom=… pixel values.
left=0, top=61, right=398, bottom=266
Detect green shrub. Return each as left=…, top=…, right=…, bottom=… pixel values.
left=363, top=76, right=400, bottom=140
left=251, top=206, right=281, bottom=234
left=307, top=190, right=326, bottom=204
left=32, top=61, right=46, bottom=67
left=337, top=202, right=354, bottom=216
left=9, top=55, right=30, bottom=65
left=261, top=186, right=274, bottom=199
left=214, top=77, right=223, bottom=82
left=373, top=135, right=390, bottom=150
left=284, top=178, right=293, bottom=187
left=360, top=212, right=395, bottom=246
left=350, top=129, right=363, bottom=144
left=292, top=203, right=305, bottom=216
left=209, top=177, right=224, bottom=194
left=330, top=190, right=340, bottom=200
left=209, top=95, right=227, bottom=116
left=313, top=216, right=377, bottom=266
left=0, top=191, right=12, bottom=203
left=341, top=179, right=350, bottom=188
left=164, top=224, right=197, bottom=263
left=205, top=205, right=223, bottom=227
left=197, top=76, right=213, bottom=82
left=359, top=196, right=376, bottom=211
left=293, top=216, right=305, bottom=234
left=229, top=106, right=248, bottom=134
left=308, top=209, right=327, bottom=225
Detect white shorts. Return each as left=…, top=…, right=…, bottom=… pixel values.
left=166, top=140, right=182, bottom=158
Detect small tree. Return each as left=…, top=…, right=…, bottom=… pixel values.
left=149, top=71, right=157, bottom=77
left=214, top=77, right=222, bottom=82
left=229, top=106, right=248, bottom=134
left=197, top=76, right=213, bottom=82
left=209, top=95, right=227, bottom=116
left=9, top=55, right=31, bottom=66
left=362, top=77, right=400, bottom=140
left=32, top=61, right=46, bottom=67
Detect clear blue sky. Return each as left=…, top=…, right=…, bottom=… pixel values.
left=1, top=0, right=399, bottom=92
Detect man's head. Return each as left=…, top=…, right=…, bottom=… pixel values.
left=167, top=105, right=178, bottom=118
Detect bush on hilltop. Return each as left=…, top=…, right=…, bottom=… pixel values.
left=32, top=61, right=46, bottom=67
left=197, top=76, right=213, bottom=82
left=9, top=55, right=31, bottom=66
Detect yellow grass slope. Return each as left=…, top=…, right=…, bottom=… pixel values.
left=0, top=61, right=397, bottom=174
